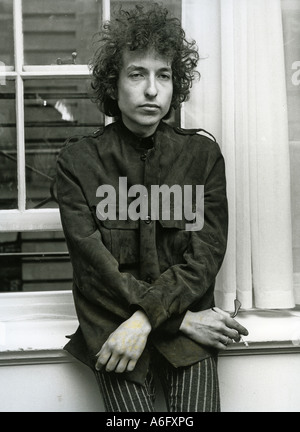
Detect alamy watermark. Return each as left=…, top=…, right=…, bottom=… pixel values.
left=96, top=177, right=204, bottom=231
left=292, top=61, right=300, bottom=86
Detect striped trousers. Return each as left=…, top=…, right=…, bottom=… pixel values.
left=94, top=354, right=220, bottom=412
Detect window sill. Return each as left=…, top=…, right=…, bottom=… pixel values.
left=0, top=209, right=62, bottom=231
left=223, top=307, right=300, bottom=356
left=0, top=291, right=77, bottom=364
left=0, top=291, right=300, bottom=365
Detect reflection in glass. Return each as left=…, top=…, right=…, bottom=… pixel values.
left=0, top=231, right=72, bottom=292
left=24, top=78, right=103, bottom=209
left=23, top=0, right=102, bottom=66
left=0, top=0, right=14, bottom=68
left=0, top=79, right=17, bottom=209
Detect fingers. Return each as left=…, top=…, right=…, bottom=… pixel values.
left=113, top=357, right=137, bottom=374
left=223, top=327, right=241, bottom=343
left=95, top=342, right=138, bottom=374
left=213, top=306, right=249, bottom=337
left=114, top=357, right=131, bottom=374
left=95, top=343, right=110, bottom=371
left=211, top=334, right=234, bottom=350
left=220, top=334, right=231, bottom=347
left=227, top=317, right=249, bottom=337
left=104, top=353, right=120, bottom=372
left=96, top=354, right=137, bottom=374
left=95, top=348, right=127, bottom=373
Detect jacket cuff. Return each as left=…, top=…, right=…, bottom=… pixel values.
left=158, top=313, right=185, bottom=335
left=130, top=292, right=168, bottom=330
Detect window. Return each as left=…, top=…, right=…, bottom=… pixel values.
left=0, top=230, right=72, bottom=292
left=0, top=0, right=298, bottom=301
left=0, top=0, right=181, bottom=292
left=0, top=0, right=106, bottom=292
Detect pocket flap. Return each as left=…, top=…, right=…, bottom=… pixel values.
left=158, top=218, right=187, bottom=230
left=100, top=218, right=139, bottom=230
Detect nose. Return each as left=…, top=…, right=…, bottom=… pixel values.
left=145, top=76, right=158, bottom=98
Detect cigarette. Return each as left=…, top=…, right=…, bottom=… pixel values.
left=240, top=336, right=249, bottom=347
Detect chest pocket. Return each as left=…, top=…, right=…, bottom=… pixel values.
left=99, top=219, right=140, bottom=265
left=157, top=218, right=191, bottom=267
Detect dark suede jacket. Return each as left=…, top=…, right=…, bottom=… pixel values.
left=56, top=120, right=228, bottom=385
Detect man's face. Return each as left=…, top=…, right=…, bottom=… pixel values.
left=116, top=49, right=173, bottom=137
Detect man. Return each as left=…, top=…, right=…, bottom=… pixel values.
left=56, top=3, right=248, bottom=412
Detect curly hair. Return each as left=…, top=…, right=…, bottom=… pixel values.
left=89, top=3, right=200, bottom=118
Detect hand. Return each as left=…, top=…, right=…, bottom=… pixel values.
left=179, top=307, right=249, bottom=350
left=95, top=310, right=152, bottom=373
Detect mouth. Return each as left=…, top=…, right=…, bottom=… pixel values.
left=140, top=104, right=160, bottom=111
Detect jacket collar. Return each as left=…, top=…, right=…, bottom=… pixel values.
left=114, top=119, right=166, bottom=150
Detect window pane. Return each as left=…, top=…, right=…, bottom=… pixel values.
left=24, top=78, right=103, bottom=209
left=0, top=231, right=72, bottom=292
left=0, top=79, right=17, bottom=209
left=0, top=0, right=14, bottom=68
left=22, top=0, right=102, bottom=66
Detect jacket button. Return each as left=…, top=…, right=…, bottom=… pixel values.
left=145, top=216, right=151, bottom=224
left=146, top=276, right=153, bottom=284
left=140, top=154, right=147, bottom=161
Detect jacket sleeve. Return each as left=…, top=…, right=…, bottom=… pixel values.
left=56, top=148, right=151, bottom=321
left=130, top=146, right=228, bottom=330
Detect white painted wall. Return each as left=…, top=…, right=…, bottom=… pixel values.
left=219, top=353, right=300, bottom=412
left=0, top=360, right=103, bottom=412
left=1, top=352, right=300, bottom=412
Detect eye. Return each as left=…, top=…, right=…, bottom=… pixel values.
left=129, top=72, right=144, bottom=80
left=159, top=73, right=171, bottom=81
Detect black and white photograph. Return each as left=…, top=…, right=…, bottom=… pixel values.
left=0, top=0, right=299, bottom=414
